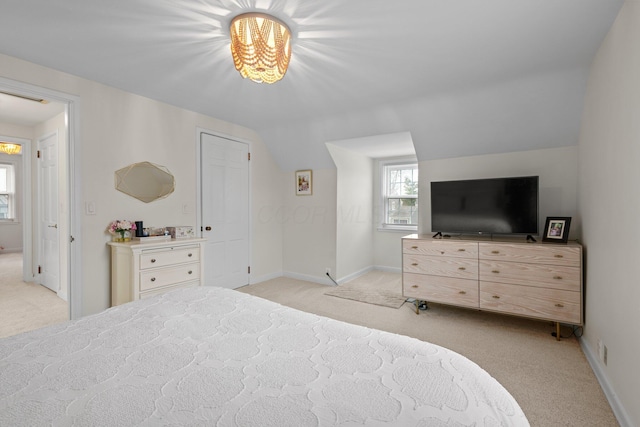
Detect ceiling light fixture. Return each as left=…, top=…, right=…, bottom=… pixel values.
left=230, top=12, right=291, bottom=84
left=0, top=90, right=49, bottom=104
left=0, top=142, right=22, bottom=155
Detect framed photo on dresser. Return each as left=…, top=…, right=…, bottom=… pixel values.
left=543, top=217, right=571, bottom=243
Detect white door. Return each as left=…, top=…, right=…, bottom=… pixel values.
left=38, top=132, right=60, bottom=293
left=200, top=133, right=249, bottom=288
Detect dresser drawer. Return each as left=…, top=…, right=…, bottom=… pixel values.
left=404, top=254, right=478, bottom=280
left=402, top=239, right=478, bottom=259
left=139, top=263, right=200, bottom=291
left=403, top=273, right=478, bottom=308
left=139, top=245, right=200, bottom=269
left=479, top=260, right=580, bottom=291
left=140, top=281, right=200, bottom=299
left=479, top=243, right=580, bottom=267
left=480, top=281, right=581, bottom=324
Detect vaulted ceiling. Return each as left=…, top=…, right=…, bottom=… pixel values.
left=0, top=1, right=623, bottom=169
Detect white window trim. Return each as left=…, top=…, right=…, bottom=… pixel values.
left=0, top=162, right=16, bottom=222
left=378, top=158, right=418, bottom=232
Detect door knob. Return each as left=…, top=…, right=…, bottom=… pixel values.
left=205, top=226, right=212, bottom=231
left=48, top=224, right=58, bottom=228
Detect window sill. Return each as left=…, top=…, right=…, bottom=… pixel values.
left=0, top=220, right=20, bottom=225
left=377, top=225, right=417, bottom=233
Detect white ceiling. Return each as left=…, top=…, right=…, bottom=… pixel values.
left=0, top=93, right=66, bottom=127
left=0, top=0, right=623, bottom=169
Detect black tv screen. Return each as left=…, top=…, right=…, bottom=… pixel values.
left=430, top=176, right=539, bottom=235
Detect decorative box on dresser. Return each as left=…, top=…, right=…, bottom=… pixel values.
left=402, top=234, right=583, bottom=339
left=108, top=238, right=206, bottom=306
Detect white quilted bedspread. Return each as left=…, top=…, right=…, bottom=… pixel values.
left=0, top=287, right=529, bottom=426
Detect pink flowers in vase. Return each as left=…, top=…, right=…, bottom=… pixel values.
left=107, top=220, right=137, bottom=241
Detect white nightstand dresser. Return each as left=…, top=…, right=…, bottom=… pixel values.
left=108, top=238, right=206, bottom=306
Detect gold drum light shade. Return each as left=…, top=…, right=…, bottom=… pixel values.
left=230, top=12, right=291, bottom=84
left=0, top=143, right=22, bottom=155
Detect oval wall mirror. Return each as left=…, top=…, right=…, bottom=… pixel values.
left=115, top=161, right=175, bottom=203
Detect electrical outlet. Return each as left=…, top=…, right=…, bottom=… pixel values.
left=597, top=340, right=604, bottom=361
left=597, top=339, right=608, bottom=365
left=325, top=268, right=331, bottom=275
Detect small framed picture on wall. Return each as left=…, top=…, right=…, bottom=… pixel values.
left=542, top=217, right=571, bottom=243
left=295, top=170, right=312, bottom=196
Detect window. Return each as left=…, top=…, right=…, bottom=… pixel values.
left=0, top=164, right=15, bottom=220
left=381, top=161, right=418, bottom=230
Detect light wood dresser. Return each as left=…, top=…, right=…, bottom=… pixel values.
left=108, top=238, right=206, bottom=306
left=402, top=234, right=582, bottom=339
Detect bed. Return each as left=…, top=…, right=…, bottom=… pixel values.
left=0, top=287, right=529, bottom=426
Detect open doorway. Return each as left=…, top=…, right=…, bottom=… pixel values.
left=0, top=86, right=78, bottom=337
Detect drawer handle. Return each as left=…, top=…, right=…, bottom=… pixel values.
left=491, top=250, right=500, bottom=254
left=150, top=277, right=156, bottom=282
left=492, top=270, right=500, bottom=274
left=458, top=267, right=466, bottom=271
left=492, top=295, right=500, bottom=299
left=457, top=248, right=466, bottom=252
left=554, top=254, right=564, bottom=258
left=411, top=285, right=418, bottom=288
left=411, top=263, right=419, bottom=266
left=458, top=291, right=466, bottom=295
left=411, top=246, right=418, bottom=249
left=555, top=303, right=564, bottom=308
left=440, top=251, right=445, bottom=254
left=150, top=259, right=156, bottom=263
left=553, top=275, right=563, bottom=280
left=188, top=253, right=193, bottom=257
left=188, top=270, right=193, bottom=275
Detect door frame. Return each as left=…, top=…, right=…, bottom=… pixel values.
left=0, top=76, right=83, bottom=319
left=195, top=127, right=252, bottom=285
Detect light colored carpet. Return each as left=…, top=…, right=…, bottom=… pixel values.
left=0, top=252, right=68, bottom=339
left=324, top=270, right=406, bottom=308
left=238, top=274, right=619, bottom=427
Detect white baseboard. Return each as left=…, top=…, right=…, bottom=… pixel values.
left=374, top=265, right=401, bottom=274
left=249, top=271, right=283, bottom=285
left=337, top=266, right=374, bottom=284
left=0, top=247, right=22, bottom=253
left=282, top=271, right=335, bottom=286
left=254, top=266, right=402, bottom=288
left=580, top=336, right=632, bottom=427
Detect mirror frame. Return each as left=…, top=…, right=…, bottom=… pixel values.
left=114, top=161, right=175, bottom=203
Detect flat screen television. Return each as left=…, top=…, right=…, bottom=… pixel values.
left=430, top=176, right=539, bottom=235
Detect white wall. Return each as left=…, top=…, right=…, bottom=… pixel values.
left=327, top=144, right=374, bottom=281
left=249, top=132, right=284, bottom=284
left=578, top=3, right=640, bottom=426
left=0, top=53, right=283, bottom=316
left=419, top=146, right=580, bottom=240
left=282, top=168, right=337, bottom=284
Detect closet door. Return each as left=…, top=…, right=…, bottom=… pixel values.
left=200, top=133, right=249, bottom=289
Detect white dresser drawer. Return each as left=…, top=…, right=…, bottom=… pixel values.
left=139, top=263, right=200, bottom=291
left=139, top=245, right=200, bottom=269
left=140, top=281, right=200, bottom=299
